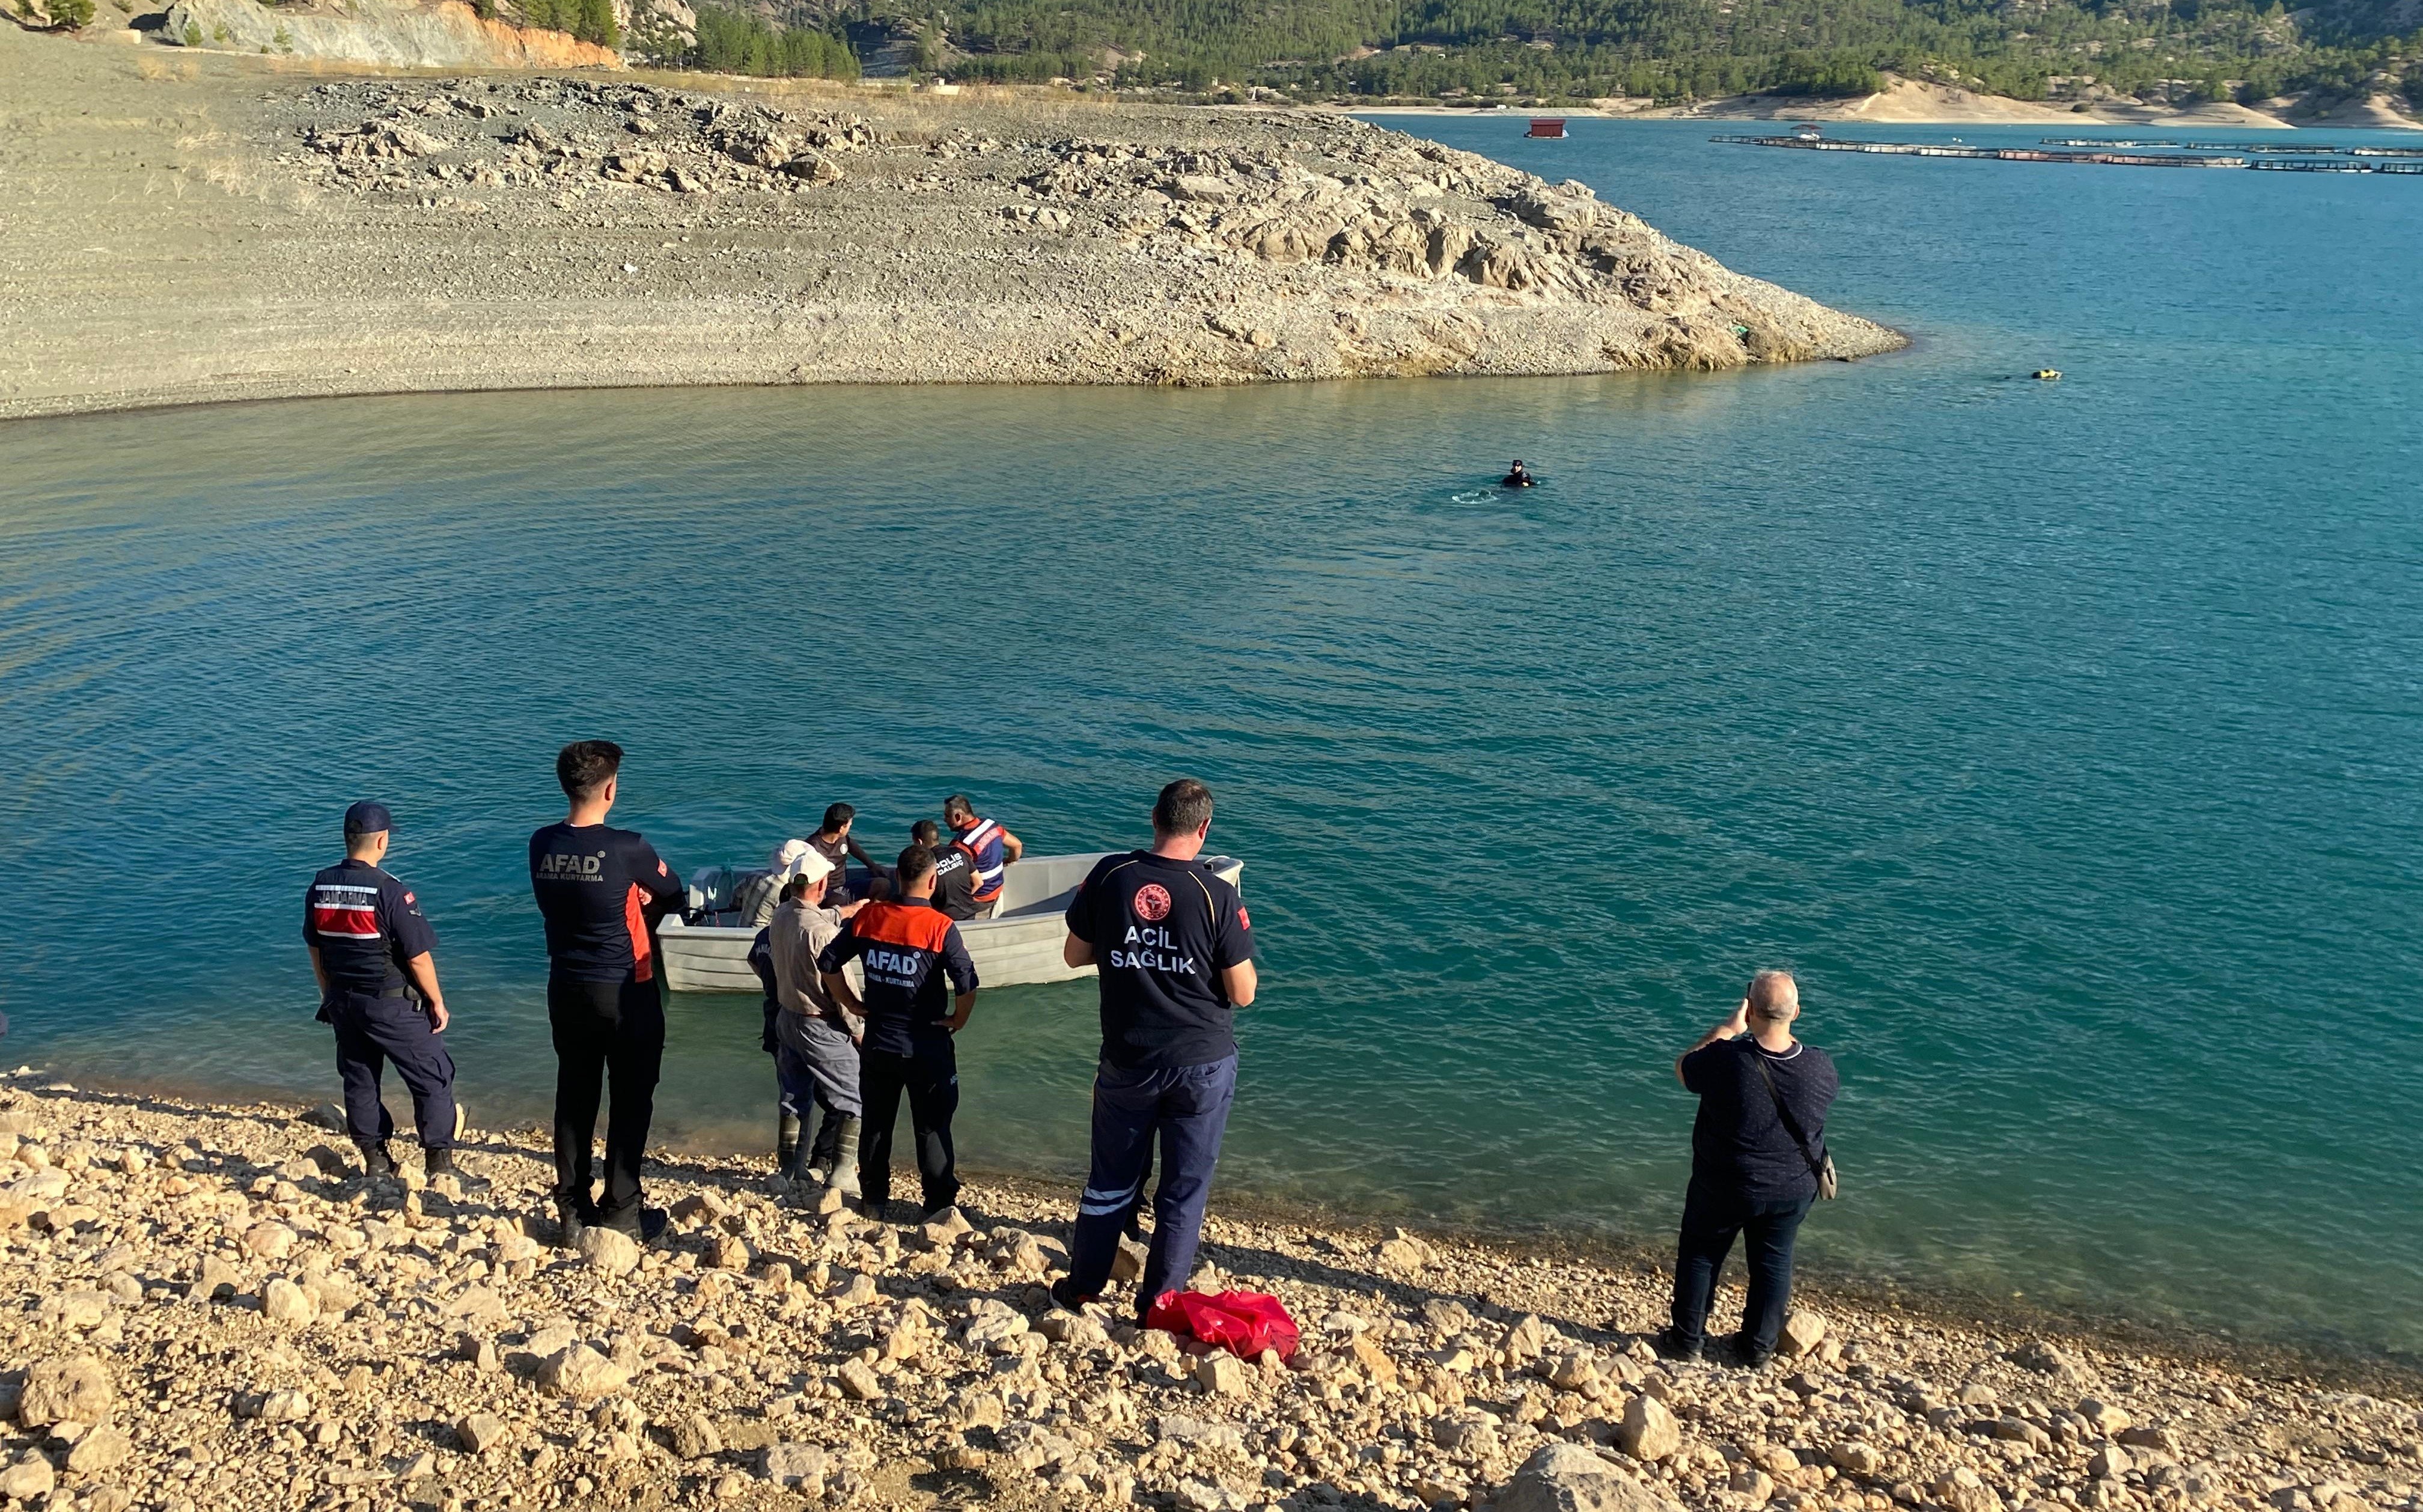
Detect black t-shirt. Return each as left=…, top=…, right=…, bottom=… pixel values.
left=1064, top=851, right=1255, bottom=1070
left=1680, top=1036, right=1839, bottom=1201
left=302, top=858, right=436, bottom=1002
left=528, top=822, right=684, bottom=984
left=930, top=841, right=982, bottom=921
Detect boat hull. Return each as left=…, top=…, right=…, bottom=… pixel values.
left=657, top=851, right=1242, bottom=994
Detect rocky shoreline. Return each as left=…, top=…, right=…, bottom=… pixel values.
left=0, top=1072, right=2412, bottom=1512
left=0, top=29, right=1899, bottom=420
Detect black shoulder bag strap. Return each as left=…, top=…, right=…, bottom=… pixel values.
left=1751, top=1049, right=1838, bottom=1200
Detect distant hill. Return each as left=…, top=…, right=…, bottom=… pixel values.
left=758, top=0, right=2419, bottom=112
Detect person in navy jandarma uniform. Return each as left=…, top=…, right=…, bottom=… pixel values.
left=302, top=800, right=460, bottom=1179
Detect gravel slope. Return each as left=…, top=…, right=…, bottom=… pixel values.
left=0, top=1073, right=2410, bottom=1512
left=0, top=30, right=1901, bottom=419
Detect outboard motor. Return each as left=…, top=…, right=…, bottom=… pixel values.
left=686, top=864, right=733, bottom=922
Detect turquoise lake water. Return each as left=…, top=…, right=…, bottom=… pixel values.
left=3, top=119, right=2418, bottom=1362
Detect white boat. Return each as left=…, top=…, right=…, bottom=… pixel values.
left=656, top=852, right=1245, bottom=995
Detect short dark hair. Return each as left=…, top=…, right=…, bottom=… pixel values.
left=822, top=802, right=855, bottom=832
left=556, top=740, right=623, bottom=800
left=896, top=844, right=937, bottom=887
left=910, top=819, right=942, bottom=847
left=942, top=793, right=975, bottom=822
left=1153, top=778, right=1214, bottom=837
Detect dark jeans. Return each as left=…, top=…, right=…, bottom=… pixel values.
left=329, top=993, right=457, bottom=1151
left=1066, top=1053, right=1238, bottom=1318
left=547, top=975, right=665, bottom=1221
left=1669, top=1178, right=1815, bottom=1355
left=858, top=1037, right=959, bottom=1213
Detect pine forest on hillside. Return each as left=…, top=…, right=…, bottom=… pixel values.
left=712, top=0, right=2421, bottom=109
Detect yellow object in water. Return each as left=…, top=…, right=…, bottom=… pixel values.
left=2032, top=368, right=2062, bottom=380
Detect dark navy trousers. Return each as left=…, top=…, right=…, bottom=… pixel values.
left=1067, top=1053, right=1238, bottom=1317
left=547, top=975, right=665, bottom=1221
left=328, top=993, right=457, bottom=1151
left=858, top=1036, right=959, bottom=1215
left=1669, top=1177, right=1815, bottom=1354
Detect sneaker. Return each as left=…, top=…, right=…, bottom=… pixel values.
left=1648, top=1327, right=1704, bottom=1362
left=1717, top=1333, right=1775, bottom=1370
left=1049, top=1276, right=1097, bottom=1315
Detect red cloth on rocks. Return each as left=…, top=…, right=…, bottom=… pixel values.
left=1145, top=1290, right=1301, bottom=1361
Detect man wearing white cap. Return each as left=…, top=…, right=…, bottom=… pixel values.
left=767, top=845, right=865, bottom=1192
left=736, top=839, right=818, bottom=928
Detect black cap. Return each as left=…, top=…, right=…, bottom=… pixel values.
left=343, top=800, right=394, bottom=837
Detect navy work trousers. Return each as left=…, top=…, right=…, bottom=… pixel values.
left=1668, top=1177, right=1815, bottom=1355
left=858, top=1037, right=959, bottom=1215
left=1067, top=1053, right=1238, bottom=1318
left=329, top=993, right=457, bottom=1151
left=547, top=975, right=665, bottom=1222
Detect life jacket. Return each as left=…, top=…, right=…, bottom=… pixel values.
left=954, top=815, right=1007, bottom=901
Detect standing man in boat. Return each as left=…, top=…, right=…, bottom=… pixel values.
left=815, top=844, right=979, bottom=1220
left=302, top=800, right=460, bottom=1180
left=943, top=794, right=1023, bottom=918
left=807, top=803, right=881, bottom=904
left=1050, top=779, right=1258, bottom=1324
left=529, top=740, right=684, bottom=1247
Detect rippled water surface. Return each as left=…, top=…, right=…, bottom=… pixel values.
left=4, top=120, right=2419, bottom=1359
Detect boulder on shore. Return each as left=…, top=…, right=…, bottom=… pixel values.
left=1489, top=1442, right=1688, bottom=1512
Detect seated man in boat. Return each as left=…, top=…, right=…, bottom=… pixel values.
left=943, top=794, right=1023, bottom=918
left=911, top=819, right=984, bottom=922
left=734, top=838, right=815, bottom=928
left=1501, top=459, right=1537, bottom=487
left=806, top=803, right=881, bottom=905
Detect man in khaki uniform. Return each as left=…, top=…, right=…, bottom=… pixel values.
left=769, top=850, right=864, bottom=1192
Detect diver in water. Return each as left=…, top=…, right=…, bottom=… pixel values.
left=1501, top=460, right=1537, bottom=488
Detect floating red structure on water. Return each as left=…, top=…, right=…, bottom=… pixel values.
left=1527, top=118, right=1567, bottom=138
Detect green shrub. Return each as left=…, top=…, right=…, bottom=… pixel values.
left=46, top=0, right=96, bottom=29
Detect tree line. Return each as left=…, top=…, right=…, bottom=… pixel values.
left=686, top=4, right=864, bottom=76
left=803, top=0, right=2418, bottom=106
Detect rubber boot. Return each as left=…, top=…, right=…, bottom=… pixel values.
left=830, top=1115, right=862, bottom=1198
left=355, top=1139, right=396, bottom=1178
left=776, top=1106, right=800, bottom=1178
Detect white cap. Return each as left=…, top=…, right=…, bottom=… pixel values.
left=769, top=839, right=832, bottom=885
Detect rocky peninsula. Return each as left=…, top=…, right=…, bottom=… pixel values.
left=0, top=28, right=1900, bottom=419
left=0, top=1072, right=2411, bottom=1512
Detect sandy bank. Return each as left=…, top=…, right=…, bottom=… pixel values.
left=0, top=1071, right=2413, bottom=1512
left=0, top=28, right=1900, bottom=421
left=1341, top=76, right=2416, bottom=130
